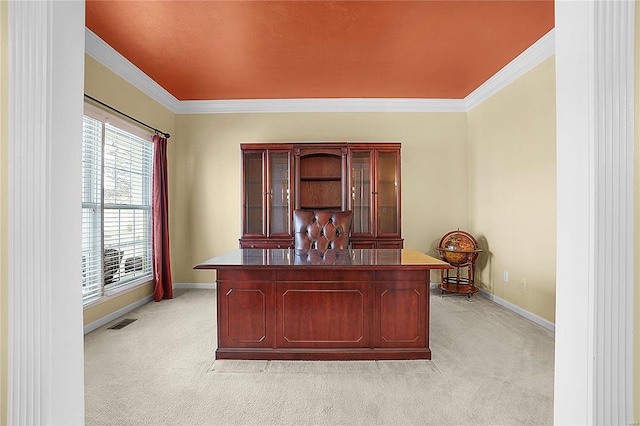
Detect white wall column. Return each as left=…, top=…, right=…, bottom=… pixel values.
left=555, top=0, right=635, bottom=424
left=7, top=1, right=85, bottom=424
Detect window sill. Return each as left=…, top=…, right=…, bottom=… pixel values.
left=83, top=277, right=154, bottom=309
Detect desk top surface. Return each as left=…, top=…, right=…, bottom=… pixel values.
left=195, top=249, right=452, bottom=269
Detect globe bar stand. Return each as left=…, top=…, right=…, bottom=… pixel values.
left=436, top=230, right=482, bottom=299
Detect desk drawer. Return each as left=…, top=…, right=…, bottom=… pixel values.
left=276, top=269, right=372, bottom=282
left=218, top=269, right=275, bottom=282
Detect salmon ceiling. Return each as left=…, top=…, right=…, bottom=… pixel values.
left=85, top=1, right=554, bottom=101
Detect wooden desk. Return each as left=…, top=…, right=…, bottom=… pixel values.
left=195, top=249, right=451, bottom=361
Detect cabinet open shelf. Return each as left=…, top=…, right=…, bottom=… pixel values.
left=300, top=205, right=342, bottom=210
left=298, top=151, right=344, bottom=211
left=300, top=177, right=342, bottom=181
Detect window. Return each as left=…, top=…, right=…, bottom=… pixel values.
left=82, top=105, right=154, bottom=305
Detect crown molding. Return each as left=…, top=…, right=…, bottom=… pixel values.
left=174, top=98, right=467, bottom=114
left=464, top=28, right=555, bottom=111
left=85, top=28, right=182, bottom=112
left=85, top=27, right=554, bottom=114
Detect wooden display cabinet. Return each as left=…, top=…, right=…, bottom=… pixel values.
left=239, top=145, right=295, bottom=249
left=240, top=142, right=402, bottom=248
left=348, top=144, right=403, bottom=248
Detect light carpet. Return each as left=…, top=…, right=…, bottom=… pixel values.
left=84, top=288, right=554, bottom=425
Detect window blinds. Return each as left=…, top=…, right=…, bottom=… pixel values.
left=82, top=110, right=154, bottom=305
left=82, top=116, right=103, bottom=302
left=103, top=124, right=153, bottom=292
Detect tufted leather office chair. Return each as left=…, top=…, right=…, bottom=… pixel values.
left=292, top=210, right=353, bottom=252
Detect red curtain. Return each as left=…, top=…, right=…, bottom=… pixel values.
left=152, top=134, right=173, bottom=301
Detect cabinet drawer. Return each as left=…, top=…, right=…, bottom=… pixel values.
left=377, top=240, right=404, bottom=249
left=350, top=239, right=404, bottom=249
left=351, top=241, right=376, bottom=249
left=239, top=239, right=294, bottom=249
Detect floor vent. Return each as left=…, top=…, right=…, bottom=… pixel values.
left=108, top=318, right=137, bottom=330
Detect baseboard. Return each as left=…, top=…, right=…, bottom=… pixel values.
left=173, top=282, right=216, bottom=290
left=83, top=294, right=154, bottom=334
left=83, top=284, right=215, bottom=334
left=85, top=283, right=553, bottom=334
left=430, top=283, right=555, bottom=332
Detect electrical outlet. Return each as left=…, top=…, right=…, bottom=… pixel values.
left=520, top=278, right=527, bottom=289
left=503, top=271, right=508, bottom=282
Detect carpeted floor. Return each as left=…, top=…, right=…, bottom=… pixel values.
left=84, top=288, right=554, bottom=425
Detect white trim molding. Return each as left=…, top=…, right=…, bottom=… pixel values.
left=477, top=289, right=555, bottom=332
left=173, top=282, right=217, bottom=290
left=8, top=1, right=85, bottom=424
left=84, top=295, right=154, bottom=334
left=429, top=283, right=555, bottom=332
left=174, top=98, right=467, bottom=114
left=465, top=29, right=555, bottom=111
left=85, top=28, right=182, bottom=112
left=554, top=0, right=635, bottom=424
left=83, top=284, right=215, bottom=333
left=85, top=27, right=555, bottom=114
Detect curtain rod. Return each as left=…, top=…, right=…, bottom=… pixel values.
left=84, top=94, right=170, bottom=139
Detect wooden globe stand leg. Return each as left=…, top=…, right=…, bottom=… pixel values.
left=437, top=263, right=479, bottom=299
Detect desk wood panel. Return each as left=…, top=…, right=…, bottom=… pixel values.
left=374, top=282, right=427, bottom=348
left=217, top=281, right=275, bottom=348
left=196, top=249, right=451, bottom=360
left=277, top=282, right=371, bottom=348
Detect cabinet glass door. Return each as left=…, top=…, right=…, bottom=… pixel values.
left=376, top=151, right=399, bottom=235
left=243, top=151, right=265, bottom=236
left=350, top=151, right=373, bottom=236
left=268, top=151, right=291, bottom=236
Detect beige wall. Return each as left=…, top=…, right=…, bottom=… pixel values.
left=82, top=283, right=154, bottom=325
left=83, top=56, right=176, bottom=326
left=173, top=113, right=470, bottom=283
left=84, top=56, right=175, bottom=143
left=467, top=57, right=557, bottom=323
left=0, top=1, right=7, bottom=423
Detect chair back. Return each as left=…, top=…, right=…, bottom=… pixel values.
left=293, top=210, right=353, bottom=251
